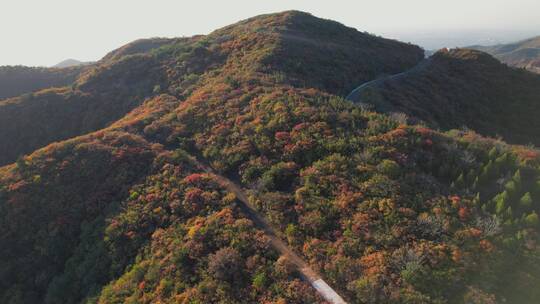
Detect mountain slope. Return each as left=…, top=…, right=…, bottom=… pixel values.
left=471, top=36, right=540, bottom=73
left=0, top=54, right=166, bottom=166
left=1, top=11, right=539, bottom=304
left=348, top=48, right=540, bottom=145
left=250, top=11, right=425, bottom=95
left=0, top=11, right=423, bottom=167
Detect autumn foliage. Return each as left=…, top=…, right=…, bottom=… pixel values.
left=1, top=10, right=539, bottom=304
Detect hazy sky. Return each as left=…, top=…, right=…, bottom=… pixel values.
left=2, top=0, right=539, bottom=66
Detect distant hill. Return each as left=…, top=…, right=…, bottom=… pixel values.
left=349, top=48, right=540, bottom=146
left=0, top=65, right=84, bottom=100
left=471, top=36, right=540, bottom=73
left=53, top=59, right=93, bottom=68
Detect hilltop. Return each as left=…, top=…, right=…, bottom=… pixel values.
left=53, top=59, right=93, bottom=68
left=1, top=11, right=539, bottom=304
left=349, top=48, right=540, bottom=145
left=0, top=11, right=423, bottom=167
left=471, top=36, right=540, bottom=73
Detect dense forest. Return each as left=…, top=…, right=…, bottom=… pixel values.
left=349, top=48, right=540, bottom=146
left=1, top=11, right=539, bottom=304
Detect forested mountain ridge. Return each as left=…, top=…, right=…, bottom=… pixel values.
left=1, top=11, right=539, bottom=304
left=0, top=11, right=423, bottom=167
left=349, top=48, right=540, bottom=146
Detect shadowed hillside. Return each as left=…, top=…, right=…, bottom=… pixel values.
left=350, top=48, right=540, bottom=145
left=0, top=54, right=166, bottom=166
left=0, top=65, right=84, bottom=100
left=1, top=11, right=539, bottom=304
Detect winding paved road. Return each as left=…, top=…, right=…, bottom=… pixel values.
left=191, top=157, right=347, bottom=304
left=346, top=58, right=432, bottom=102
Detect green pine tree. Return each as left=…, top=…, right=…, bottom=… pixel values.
left=525, top=212, right=539, bottom=228
left=480, top=160, right=499, bottom=184
left=473, top=192, right=481, bottom=206
left=488, top=147, right=498, bottom=160
left=494, top=191, right=510, bottom=214
left=519, top=192, right=533, bottom=211
left=481, top=204, right=488, bottom=212
left=505, top=206, right=513, bottom=219
left=472, top=177, right=479, bottom=190
left=494, top=153, right=508, bottom=169
left=466, top=169, right=477, bottom=184
left=454, top=173, right=465, bottom=189
left=513, top=169, right=522, bottom=184
left=504, top=180, right=518, bottom=197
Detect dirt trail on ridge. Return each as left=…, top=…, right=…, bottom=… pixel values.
left=192, top=158, right=347, bottom=304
